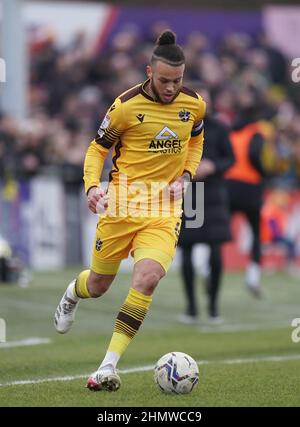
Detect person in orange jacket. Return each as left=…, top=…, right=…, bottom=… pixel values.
left=225, top=88, right=269, bottom=297
left=261, top=189, right=297, bottom=271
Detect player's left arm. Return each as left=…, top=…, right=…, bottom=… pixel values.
left=183, top=96, right=206, bottom=179
left=168, top=130, right=204, bottom=200
left=168, top=97, right=206, bottom=200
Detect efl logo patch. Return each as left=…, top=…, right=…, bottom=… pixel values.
left=97, top=114, right=111, bottom=138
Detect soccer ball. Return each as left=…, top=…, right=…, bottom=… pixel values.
left=154, top=352, right=199, bottom=394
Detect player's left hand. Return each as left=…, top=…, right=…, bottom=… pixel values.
left=168, top=174, right=190, bottom=200
left=195, top=159, right=216, bottom=179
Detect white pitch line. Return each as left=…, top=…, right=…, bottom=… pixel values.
left=197, top=322, right=290, bottom=333
left=1, top=353, right=300, bottom=387
left=0, top=337, right=51, bottom=349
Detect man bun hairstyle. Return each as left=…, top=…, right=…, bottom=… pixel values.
left=151, top=30, right=185, bottom=66
left=157, top=31, right=176, bottom=46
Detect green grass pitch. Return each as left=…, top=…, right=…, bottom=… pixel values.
left=0, top=267, right=300, bottom=407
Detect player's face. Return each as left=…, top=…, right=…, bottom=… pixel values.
left=147, top=61, right=185, bottom=104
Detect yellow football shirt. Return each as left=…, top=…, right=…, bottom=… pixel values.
left=84, top=80, right=206, bottom=216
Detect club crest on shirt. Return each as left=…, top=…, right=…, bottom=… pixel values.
left=95, top=238, right=103, bottom=251
left=174, top=221, right=181, bottom=247
left=179, top=109, right=191, bottom=122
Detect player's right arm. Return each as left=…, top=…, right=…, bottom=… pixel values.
left=83, top=98, right=126, bottom=212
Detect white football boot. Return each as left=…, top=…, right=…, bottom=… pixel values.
left=86, top=366, right=121, bottom=392
left=54, top=280, right=79, bottom=334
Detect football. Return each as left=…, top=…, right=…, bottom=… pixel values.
left=154, top=352, right=199, bottom=394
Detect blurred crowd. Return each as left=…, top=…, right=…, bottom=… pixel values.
left=1, top=24, right=300, bottom=187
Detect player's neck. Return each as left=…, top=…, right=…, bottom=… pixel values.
left=144, top=79, right=157, bottom=101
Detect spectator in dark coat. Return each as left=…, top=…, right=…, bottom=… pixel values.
left=178, top=89, right=235, bottom=323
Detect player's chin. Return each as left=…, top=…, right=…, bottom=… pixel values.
left=161, top=94, right=175, bottom=103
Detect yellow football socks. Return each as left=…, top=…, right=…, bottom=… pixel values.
left=74, top=270, right=91, bottom=299
left=107, top=287, right=152, bottom=356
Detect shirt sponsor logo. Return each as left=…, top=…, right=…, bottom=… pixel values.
left=155, top=126, right=178, bottom=140
left=148, top=127, right=182, bottom=154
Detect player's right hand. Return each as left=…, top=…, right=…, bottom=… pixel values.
left=87, top=186, right=108, bottom=214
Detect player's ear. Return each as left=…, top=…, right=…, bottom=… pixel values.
left=146, top=65, right=152, bottom=79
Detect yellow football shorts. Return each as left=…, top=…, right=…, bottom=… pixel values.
left=90, top=215, right=182, bottom=275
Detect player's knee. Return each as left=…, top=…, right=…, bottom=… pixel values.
left=133, top=270, right=165, bottom=295
left=87, top=274, right=115, bottom=298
